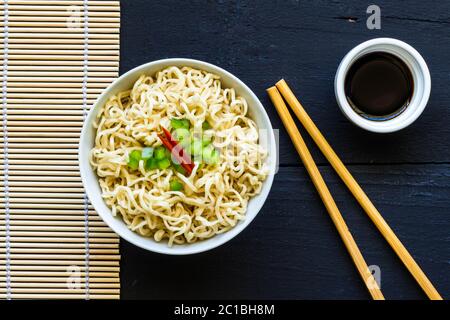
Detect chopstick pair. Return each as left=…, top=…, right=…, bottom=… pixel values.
left=267, top=80, right=442, bottom=300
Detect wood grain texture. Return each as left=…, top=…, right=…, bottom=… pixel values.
left=121, top=165, right=450, bottom=300
left=119, top=0, right=450, bottom=299
left=120, top=0, right=450, bottom=165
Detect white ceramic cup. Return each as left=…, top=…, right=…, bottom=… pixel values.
left=335, top=38, right=431, bottom=133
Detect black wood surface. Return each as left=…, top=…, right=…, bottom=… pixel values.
left=119, top=0, right=450, bottom=299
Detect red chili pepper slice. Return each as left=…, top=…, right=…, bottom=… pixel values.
left=157, top=126, right=194, bottom=175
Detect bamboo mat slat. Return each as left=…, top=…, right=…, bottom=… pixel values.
left=0, top=0, right=121, bottom=299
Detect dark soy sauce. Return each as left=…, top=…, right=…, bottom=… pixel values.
left=345, top=52, right=414, bottom=120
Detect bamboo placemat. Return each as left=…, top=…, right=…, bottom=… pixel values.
left=0, top=0, right=120, bottom=299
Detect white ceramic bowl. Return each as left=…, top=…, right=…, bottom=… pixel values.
left=79, top=58, right=277, bottom=255
left=335, top=38, right=431, bottom=133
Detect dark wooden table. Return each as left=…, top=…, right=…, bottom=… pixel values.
left=119, top=0, right=450, bottom=299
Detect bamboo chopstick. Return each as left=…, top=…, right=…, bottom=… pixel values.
left=5, top=220, right=106, bottom=226
left=7, top=4, right=120, bottom=11
left=2, top=243, right=116, bottom=249
left=0, top=294, right=118, bottom=299
left=2, top=232, right=113, bottom=238
left=8, top=65, right=117, bottom=71
left=1, top=192, right=83, bottom=198
left=2, top=212, right=102, bottom=217
left=3, top=224, right=108, bottom=231
left=0, top=238, right=118, bottom=244
left=1, top=183, right=82, bottom=188
left=0, top=289, right=120, bottom=295
left=8, top=60, right=118, bottom=66
left=274, top=79, right=442, bottom=300
left=1, top=283, right=120, bottom=288
left=3, top=138, right=81, bottom=143
left=0, top=186, right=84, bottom=193
left=1, top=271, right=117, bottom=277
left=7, top=127, right=81, bottom=132
left=8, top=17, right=120, bottom=23
left=9, top=1, right=118, bottom=5
left=1, top=248, right=118, bottom=254
left=7, top=132, right=82, bottom=137
left=267, top=87, right=384, bottom=300
left=4, top=11, right=120, bottom=17
left=2, top=266, right=119, bottom=273
left=8, top=22, right=120, bottom=28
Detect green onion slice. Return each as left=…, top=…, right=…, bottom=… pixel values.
left=128, top=158, right=139, bottom=170
left=145, top=158, right=158, bottom=170
left=202, top=145, right=220, bottom=164
left=202, top=120, right=212, bottom=130
left=170, top=179, right=184, bottom=191
left=191, top=139, right=203, bottom=156
left=141, top=147, right=154, bottom=159
left=173, top=163, right=186, bottom=175
left=173, top=128, right=191, bottom=142
left=154, top=146, right=167, bottom=160
left=128, top=150, right=142, bottom=170
left=202, top=135, right=212, bottom=147
left=157, top=158, right=171, bottom=170
left=171, top=118, right=190, bottom=130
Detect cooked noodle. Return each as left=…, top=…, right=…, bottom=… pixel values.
left=90, top=66, right=268, bottom=246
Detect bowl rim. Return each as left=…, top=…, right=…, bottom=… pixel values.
left=79, top=58, right=277, bottom=255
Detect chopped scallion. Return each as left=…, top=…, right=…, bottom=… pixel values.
left=203, top=145, right=220, bottom=164
left=129, top=150, right=142, bottom=161
left=210, top=148, right=220, bottom=164
left=202, top=121, right=212, bottom=130
left=202, top=135, right=212, bottom=147
left=191, top=139, right=203, bottom=156
left=141, top=147, right=154, bottom=159
left=173, top=128, right=190, bottom=142
left=128, top=158, right=139, bottom=170
left=171, top=118, right=190, bottom=130
left=154, top=146, right=167, bottom=160
left=145, top=158, right=158, bottom=170
left=170, top=179, right=183, bottom=191
left=157, top=158, right=171, bottom=170
left=128, top=150, right=142, bottom=170
left=165, top=148, right=172, bottom=159
left=173, top=163, right=186, bottom=175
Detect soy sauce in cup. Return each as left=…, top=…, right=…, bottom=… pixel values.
left=335, top=38, right=431, bottom=133
left=344, top=52, right=414, bottom=120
